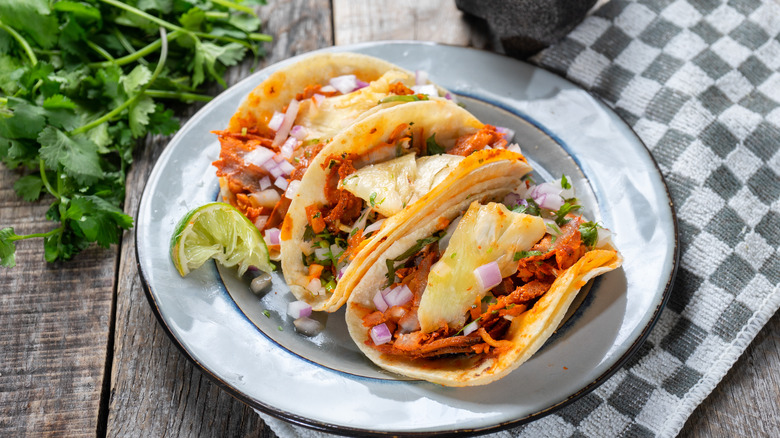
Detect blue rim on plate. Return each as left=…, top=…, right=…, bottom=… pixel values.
left=135, top=41, right=678, bottom=436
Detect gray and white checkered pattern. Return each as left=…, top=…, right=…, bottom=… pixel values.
left=260, top=1, right=780, bottom=437
left=526, top=0, right=780, bottom=436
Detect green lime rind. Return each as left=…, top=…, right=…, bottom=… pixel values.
left=170, top=202, right=274, bottom=277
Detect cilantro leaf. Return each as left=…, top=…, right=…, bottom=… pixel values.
left=13, top=174, right=44, bottom=202
left=0, top=227, right=18, bottom=267
left=579, top=222, right=599, bottom=248
left=128, top=95, right=156, bottom=138
left=426, top=133, right=445, bottom=155
left=66, top=195, right=133, bottom=248
left=38, top=126, right=103, bottom=184
left=514, top=250, right=543, bottom=261
left=553, top=202, right=580, bottom=226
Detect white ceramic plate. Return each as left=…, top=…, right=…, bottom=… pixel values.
left=136, top=42, right=677, bottom=435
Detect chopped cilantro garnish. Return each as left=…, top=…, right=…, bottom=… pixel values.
left=554, top=202, right=581, bottom=226
left=426, top=133, right=446, bottom=155
left=385, top=230, right=446, bottom=286
left=369, top=192, right=377, bottom=206
left=579, top=221, right=600, bottom=247
left=263, top=310, right=271, bottom=318
left=561, top=175, right=571, bottom=190
left=514, top=250, right=543, bottom=261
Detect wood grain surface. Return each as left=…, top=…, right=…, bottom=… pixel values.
left=0, top=0, right=777, bottom=437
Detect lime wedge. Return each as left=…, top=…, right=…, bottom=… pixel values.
left=170, top=202, right=274, bottom=276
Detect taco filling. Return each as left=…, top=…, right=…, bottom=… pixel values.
left=350, top=176, right=619, bottom=374
left=297, top=123, right=510, bottom=297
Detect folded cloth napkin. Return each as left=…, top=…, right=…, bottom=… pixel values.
left=258, top=0, right=780, bottom=436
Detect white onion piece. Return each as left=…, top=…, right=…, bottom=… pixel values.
left=596, top=227, right=613, bottom=249
left=268, top=111, right=284, bottom=131
left=314, top=247, right=329, bottom=260
left=306, top=277, right=322, bottom=294
left=539, top=192, right=565, bottom=210
left=262, top=157, right=278, bottom=172
left=289, top=125, right=308, bottom=140
left=277, top=160, right=296, bottom=176
left=259, top=175, right=272, bottom=190
left=385, top=285, right=413, bottom=307
left=329, top=74, right=357, bottom=94
left=543, top=219, right=561, bottom=236
left=474, top=261, right=502, bottom=292
left=507, top=143, right=523, bottom=154
left=273, top=153, right=286, bottom=163
left=462, top=320, right=479, bottom=336
left=264, top=227, right=281, bottom=245
left=268, top=164, right=284, bottom=179
left=319, top=85, right=336, bottom=93
left=273, top=99, right=299, bottom=147
left=249, top=189, right=281, bottom=208
left=495, top=126, right=516, bottom=143
left=362, top=219, right=384, bottom=236
left=330, top=243, right=343, bottom=259
left=294, top=316, right=323, bottom=336
left=312, top=93, right=326, bottom=106
left=370, top=323, right=392, bottom=345
left=242, top=147, right=274, bottom=167
left=415, top=70, right=429, bottom=85
left=355, top=79, right=369, bottom=89
left=274, top=177, right=288, bottom=191
left=337, top=266, right=347, bottom=279
left=285, top=180, right=300, bottom=199
left=411, top=84, right=437, bottom=96
left=280, top=137, right=298, bottom=158
left=287, top=300, right=313, bottom=319
left=373, top=291, right=389, bottom=312
left=253, top=215, right=269, bottom=230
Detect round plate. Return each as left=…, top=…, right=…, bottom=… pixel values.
left=136, top=41, right=677, bottom=436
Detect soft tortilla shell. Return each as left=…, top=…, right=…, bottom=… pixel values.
left=346, top=223, right=623, bottom=386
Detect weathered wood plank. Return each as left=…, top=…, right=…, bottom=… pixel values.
left=0, top=168, right=116, bottom=435
left=105, top=1, right=332, bottom=436
left=332, top=0, right=493, bottom=48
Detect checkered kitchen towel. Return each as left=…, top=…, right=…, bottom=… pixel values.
left=259, top=0, right=780, bottom=436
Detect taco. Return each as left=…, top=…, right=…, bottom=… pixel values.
left=211, top=52, right=449, bottom=259
left=279, top=100, right=515, bottom=312
left=344, top=175, right=622, bottom=386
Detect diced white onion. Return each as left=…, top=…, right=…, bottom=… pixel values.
left=373, top=291, right=388, bottom=312
left=264, top=227, right=281, bottom=245
left=507, top=143, right=523, bottom=154
left=243, top=147, right=274, bottom=167
left=268, top=164, right=284, bottom=179
left=329, top=74, right=358, bottom=94
left=415, top=70, right=429, bottom=85
left=370, top=323, right=392, bottom=345
left=411, top=84, right=437, bottom=96
left=462, top=320, right=479, bottom=336
left=253, top=215, right=269, bottom=230
left=280, top=137, right=298, bottom=159
left=287, top=300, right=313, bottom=319
left=596, top=227, right=612, bottom=249
left=268, top=111, right=284, bottom=131
left=294, top=316, right=323, bottom=336
left=319, top=85, right=336, bottom=93
left=362, top=219, right=384, bottom=236
left=259, top=175, right=272, bottom=190
left=306, top=277, right=322, bottom=294
left=543, top=219, right=561, bottom=235
left=289, top=125, right=308, bottom=140
left=273, top=99, right=299, bottom=147
left=312, top=93, right=326, bottom=106
left=285, top=180, right=301, bottom=199
left=249, top=189, right=281, bottom=208
left=384, top=284, right=413, bottom=307
left=474, top=261, right=502, bottom=292
left=274, top=177, right=288, bottom=191
left=495, top=126, right=516, bottom=143
left=314, top=247, right=329, bottom=260
left=277, top=160, right=296, bottom=176
left=273, top=153, right=286, bottom=163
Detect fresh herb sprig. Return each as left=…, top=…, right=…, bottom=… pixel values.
left=0, top=0, right=271, bottom=267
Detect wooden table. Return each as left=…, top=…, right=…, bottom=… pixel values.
left=1, top=1, right=777, bottom=436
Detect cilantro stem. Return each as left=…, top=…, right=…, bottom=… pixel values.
left=249, top=33, right=274, bottom=42
left=0, top=20, right=37, bottom=65
left=211, top=0, right=257, bottom=15
left=88, top=30, right=183, bottom=69
left=144, top=89, right=213, bottom=102
left=74, top=28, right=170, bottom=135
left=6, top=227, right=63, bottom=242
left=87, top=41, right=115, bottom=62
left=205, top=12, right=230, bottom=20
left=99, top=0, right=184, bottom=34
left=39, top=159, right=59, bottom=199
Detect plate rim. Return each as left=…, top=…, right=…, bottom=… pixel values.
left=135, top=40, right=679, bottom=436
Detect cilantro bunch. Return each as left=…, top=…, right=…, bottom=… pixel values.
left=0, top=0, right=270, bottom=267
